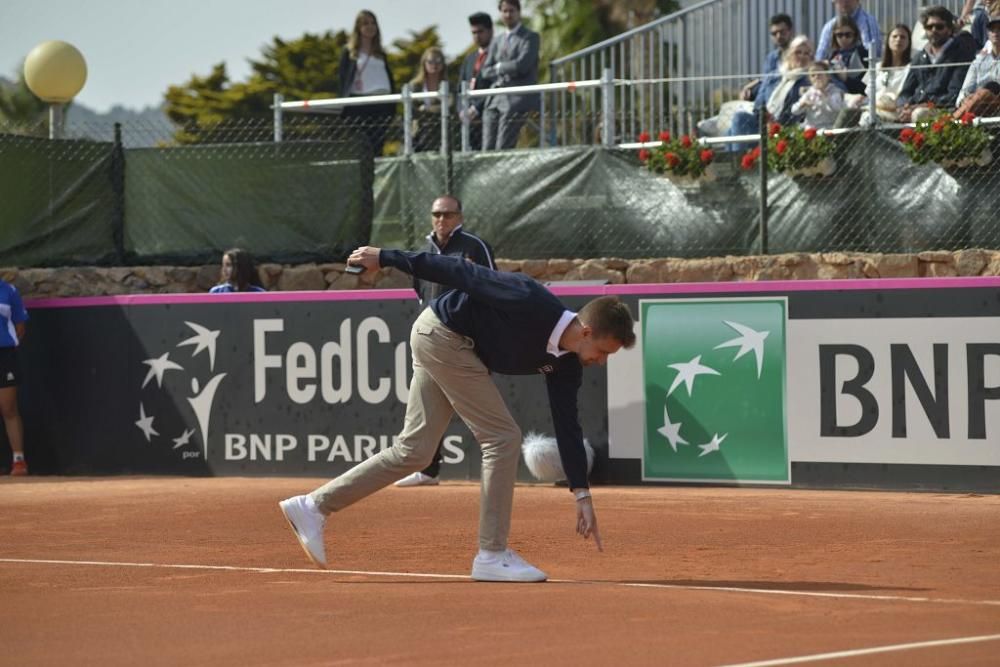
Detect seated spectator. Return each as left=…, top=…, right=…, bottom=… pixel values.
left=699, top=14, right=793, bottom=139
left=828, top=16, right=870, bottom=94
left=209, top=248, right=265, bottom=293
left=955, top=13, right=1000, bottom=110
left=411, top=47, right=447, bottom=152
left=959, top=0, right=1000, bottom=49
left=898, top=6, right=978, bottom=121
left=727, top=35, right=816, bottom=143
left=839, top=23, right=913, bottom=127
left=817, top=0, right=882, bottom=60
left=792, top=62, right=846, bottom=128
left=743, top=14, right=795, bottom=105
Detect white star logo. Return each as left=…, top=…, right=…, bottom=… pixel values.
left=172, top=428, right=196, bottom=450
left=667, top=355, right=720, bottom=396
left=697, top=432, right=728, bottom=457
left=135, top=403, right=159, bottom=442
left=178, top=322, right=221, bottom=371
left=715, top=320, right=770, bottom=379
left=657, top=405, right=688, bottom=453
left=141, top=352, right=184, bottom=389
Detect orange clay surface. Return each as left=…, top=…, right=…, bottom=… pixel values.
left=1, top=477, right=999, bottom=666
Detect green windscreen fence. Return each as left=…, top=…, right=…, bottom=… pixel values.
left=0, top=133, right=118, bottom=267
left=123, top=140, right=373, bottom=264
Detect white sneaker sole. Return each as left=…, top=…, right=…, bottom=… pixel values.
left=279, top=500, right=326, bottom=569
left=471, top=565, right=547, bottom=583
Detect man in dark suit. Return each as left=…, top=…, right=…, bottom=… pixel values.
left=477, top=0, right=541, bottom=150
left=458, top=12, right=494, bottom=151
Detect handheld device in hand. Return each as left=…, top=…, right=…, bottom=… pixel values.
left=344, top=264, right=365, bottom=275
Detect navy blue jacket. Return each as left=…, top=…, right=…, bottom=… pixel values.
left=414, top=227, right=496, bottom=306
left=381, top=249, right=590, bottom=489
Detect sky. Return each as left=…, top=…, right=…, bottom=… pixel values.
left=0, top=0, right=495, bottom=113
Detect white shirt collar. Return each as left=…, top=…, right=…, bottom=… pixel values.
left=546, top=310, right=577, bottom=357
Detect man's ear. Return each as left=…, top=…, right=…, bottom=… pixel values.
left=580, top=322, right=593, bottom=339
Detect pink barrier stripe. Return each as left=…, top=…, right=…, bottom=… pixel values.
left=550, top=276, right=1000, bottom=297
left=25, top=289, right=418, bottom=309
left=23, top=276, right=1000, bottom=309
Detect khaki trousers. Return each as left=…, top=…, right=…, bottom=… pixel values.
left=310, top=307, right=522, bottom=551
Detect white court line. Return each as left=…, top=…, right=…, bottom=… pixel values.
left=2, top=557, right=1000, bottom=608
left=717, top=633, right=1000, bottom=666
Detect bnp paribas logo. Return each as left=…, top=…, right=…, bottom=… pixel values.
left=641, top=298, right=789, bottom=483
left=133, top=321, right=226, bottom=461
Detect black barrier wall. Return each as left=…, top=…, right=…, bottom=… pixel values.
left=15, top=280, right=1000, bottom=492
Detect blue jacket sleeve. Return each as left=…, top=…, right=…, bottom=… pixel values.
left=380, top=249, right=535, bottom=309
left=545, top=358, right=588, bottom=490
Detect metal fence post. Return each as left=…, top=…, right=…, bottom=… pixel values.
left=402, top=84, right=413, bottom=156
left=439, top=80, right=450, bottom=157
left=273, top=93, right=283, bottom=143
left=460, top=81, right=471, bottom=153
left=601, top=67, right=615, bottom=148
left=757, top=106, right=769, bottom=255
left=866, top=44, right=879, bottom=128
left=111, top=122, right=126, bottom=263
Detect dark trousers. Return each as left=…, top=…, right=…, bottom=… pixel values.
left=420, top=439, right=445, bottom=478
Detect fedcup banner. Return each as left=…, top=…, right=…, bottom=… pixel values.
left=641, top=298, right=789, bottom=484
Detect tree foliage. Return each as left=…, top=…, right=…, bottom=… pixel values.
left=163, top=26, right=443, bottom=143
left=0, top=69, right=48, bottom=130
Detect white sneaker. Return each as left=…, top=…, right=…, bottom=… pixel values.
left=278, top=495, right=327, bottom=568
left=394, top=472, right=440, bottom=487
left=471, top=549, right=547, bottom=582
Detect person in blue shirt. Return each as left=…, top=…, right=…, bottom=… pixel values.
left=0, top=280, right=29, bottom=475
left=209, top=248, right=265, bottom=293
left=280, top=247, right=636, bottom=582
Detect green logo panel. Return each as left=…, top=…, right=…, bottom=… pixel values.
left=641, top=298, right=788, bottom=483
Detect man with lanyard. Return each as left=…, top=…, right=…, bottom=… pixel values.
left=394, top=194, right=496, bottom=487
left=458, top=12, right=494, bottom=150
left=816, top=0, right=882, bottom=60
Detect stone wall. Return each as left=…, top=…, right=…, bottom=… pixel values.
left=5, top=250, right=1000, bottom=298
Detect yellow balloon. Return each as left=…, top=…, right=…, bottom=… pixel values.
left=24, top=40, right=88, bottom=103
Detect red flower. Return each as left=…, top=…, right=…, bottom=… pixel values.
left=700, top=149, right=714, bottom=163
left=638, top=149, right=651, bottom=163
left=740, top=154, right=756, bottom=170
left=899, top=127, right=915, bottom=143
left=931, top=121, right=945, bottom=133
left=680, top=135, right=693, bottom=148
left=769, top=122, right=782, bottom=137
left=638, top=131, right=650, bottom=143
left=750, top=145, right=762, bottom=159
left=803, top=127, right=817, bottom=140
left=658, top=130, right=671, bottom=142
left=912, top=132, right=926, bottom=149
left=961, top=112, right=976, bottom=125
left=665, top=152, right=680, bottom=167
left=775, top=139, right=788, bottom=155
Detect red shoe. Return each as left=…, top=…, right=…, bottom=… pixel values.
left=10, top=460, right=27, bottom=476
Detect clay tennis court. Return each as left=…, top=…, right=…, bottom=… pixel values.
left=2, top=477, right=999, bottom=666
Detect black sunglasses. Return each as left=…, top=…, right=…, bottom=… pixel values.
left=924, top=22, right=948, bottom=31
